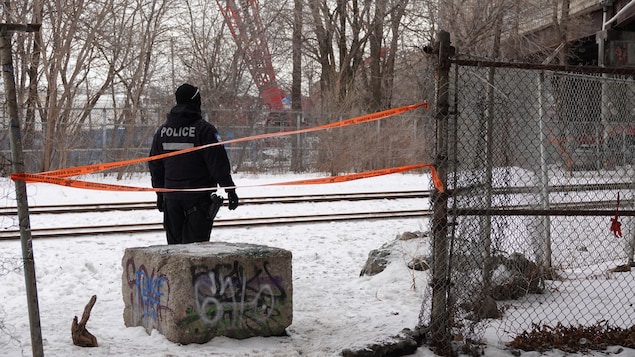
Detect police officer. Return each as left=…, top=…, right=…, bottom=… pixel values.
left=149, top=83, right=239, bottom=244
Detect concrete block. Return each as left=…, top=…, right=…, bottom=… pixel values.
left=122, top=242, right=292, bottom=344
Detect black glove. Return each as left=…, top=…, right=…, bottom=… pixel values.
left=156, top=192, right=164, bottom=212
left=227, top=189, right=239, bottom=210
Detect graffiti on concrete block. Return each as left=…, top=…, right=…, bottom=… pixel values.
left=178, top=260, right=287, bottom=336
left=125, top=258, right=171, bottom=327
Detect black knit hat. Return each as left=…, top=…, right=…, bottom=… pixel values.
left=175, top=83, right=200, bottom=104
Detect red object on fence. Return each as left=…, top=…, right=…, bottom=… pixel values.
left=610, top=192, right=623, bottom=238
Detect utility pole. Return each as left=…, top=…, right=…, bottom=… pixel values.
left=0, top=22, right=43, bottom=357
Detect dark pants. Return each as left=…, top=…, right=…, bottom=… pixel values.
left=163, top=195, right=213, bottom=244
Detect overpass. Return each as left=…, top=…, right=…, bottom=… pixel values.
left=511, top=0, right=635, bottom=66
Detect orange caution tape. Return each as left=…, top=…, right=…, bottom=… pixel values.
left=11, top=102, right=444, bottom=193
left=39, top=102, right=429, bottom=178
left=428, top=166, right=444, bottom=193
left=267, top=164, right=444, bottom=192
left=11, top=163, right=444, bottom=193
left=11, top=173, right=158, bottom=192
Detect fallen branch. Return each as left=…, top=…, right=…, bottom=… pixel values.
left=71, top=295, right=98, bottom=347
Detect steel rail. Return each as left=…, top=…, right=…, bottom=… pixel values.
left=2, top=181, right=629, bottom=216
left=0, top=209, right=432, bottom=240
left=0, top=190, right=430, bottom=215
left=0, top=198, right=631, bottom=240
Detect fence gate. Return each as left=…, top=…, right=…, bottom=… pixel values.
left=424, top=31, right=635, bottom=354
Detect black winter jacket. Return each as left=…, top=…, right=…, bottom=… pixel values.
left=149, top=103, right=235, bottom=199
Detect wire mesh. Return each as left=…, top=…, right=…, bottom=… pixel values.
left=442, top=62, right=635, bottom=345
left=0, top=107, right=424, bottom=174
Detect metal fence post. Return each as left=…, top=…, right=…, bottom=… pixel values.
left=0, top=23, right=44, bottom=357
left=630, top=167, right=635, bottom=264
left=429, top=30, right=452, bottom=354
left=537, top=71, right=553, bottom=271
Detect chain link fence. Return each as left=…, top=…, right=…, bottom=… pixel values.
left=424, top=37, right=635, bottom=353
left=0, top=106, right=425, bottom=175
left=0, top=107, right=295, bottom=174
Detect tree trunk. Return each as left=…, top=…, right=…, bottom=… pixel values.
left=369, top=0, right=386, bottom=113
left=24, top=1, right=43, bottom=148
left=291, top=0, right=303, bottom=172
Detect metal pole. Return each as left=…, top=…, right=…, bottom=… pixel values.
left=598, top=3, right=611, bottom=170
left=0, top=23, right=43, bottom=357
left=537, top=72, right=553, bottom=269
left=296, top=112, right=302, bottom=171
left=630, top=139, right=635, bottom=264
left=102, top=107, right=107, bottom=161
left=480, top=56, right=495, bottom=297
left=604, top=0, right=635, bottom=27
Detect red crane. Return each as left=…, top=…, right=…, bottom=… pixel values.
left=216, top=0, right=286, bottom=112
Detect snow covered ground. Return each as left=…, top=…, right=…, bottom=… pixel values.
left=0, top=172, right=633, bottom=356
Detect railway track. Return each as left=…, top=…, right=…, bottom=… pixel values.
left=0, top=190, right=430, bottom=215
left=0, top=200, right=631, bottom=240
left=0, top=209, right=432, bottom=240
left=0, top=181, right=630, bottom=216
left=0, top=191, right=432, bottom=240
left=0, top=184, right=631, bottom=240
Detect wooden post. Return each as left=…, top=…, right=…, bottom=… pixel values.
left=429, top=30, right=452, bottom=354
left=0, top=23, right=43, bottom=357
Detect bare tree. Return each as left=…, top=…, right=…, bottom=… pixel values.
left=97, top=0, right=172, bottom=177
left=432, top=0, right=516, bottom=57
left=1, top=1, right=41, bottom=148
left=365, top=0, right=410, bottom=111
left=430, top=0, right=586, bottom=62
left=290, top=0, right=303, bottom=172
left=305, top=0, right=369, bottom=113
left=291, top=0, right=303, bottom=112
left=302, top=0, right=429, bottom=173
left=367, top=0, right=387, bottom=112
left=498, top=1, right=594, bottom=63
left=176, top=1, right=259, bottom=123
left=23, top=0, right=42, bottom=148
left=36, top=0, right=120, bottom=171
left=2, top=0, right=176, bottom=172
left=2, top=0, right=435, bottom=175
